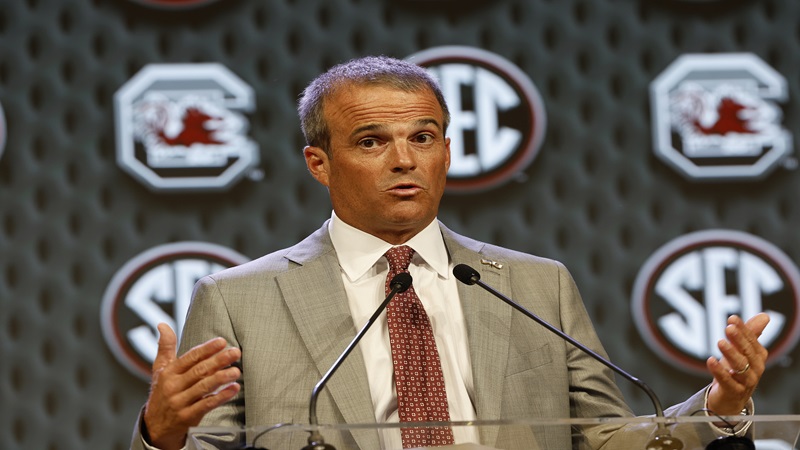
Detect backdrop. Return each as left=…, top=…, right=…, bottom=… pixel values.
left=1, top=0, right=799, bottom=449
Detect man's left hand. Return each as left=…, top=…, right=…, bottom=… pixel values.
left=706, top=313, right=770, bottom=416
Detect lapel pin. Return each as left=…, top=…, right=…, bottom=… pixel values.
left=480, top=258, right=504, bottom=269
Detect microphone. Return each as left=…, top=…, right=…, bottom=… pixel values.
left=453, top=264, right=684, bottom=450
left=301, top=272, right=413, bottom=450
left=705, top=435, right=754, bottom=450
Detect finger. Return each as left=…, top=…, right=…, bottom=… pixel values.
left=707, top=356, right=734, bottom=385
left=169, top=346, right=242, bottom=397
left=708, top=355, right=752, bottom=395
left=742, top=312, right=770, bottom=338
left=724, top=318, right=767, bottom=371
left=152, top=323, right=178, bottom=372
left=725, top=317, right=766, bottom=370
left=719, top=339, right=764, bottom=388
left=173, top=363, right=242, bottom=410
left=177, top=378, right=242, bottom=426
left=726, top=314, right=768, bottom=350
left=150, top=371, right=242, bottom=441
left=717, top=338, right=748, bottom=375
left=171, top=336, right=232, bottom=375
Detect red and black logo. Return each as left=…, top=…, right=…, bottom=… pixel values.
left=650, top=53, right=792, bottom=181
left=100, top=242, right=249, bottom=380
left=114, top=63, right=260, bottom=192
left=408, top=46, right=547, bottom=193
left=632, top=230, right=800, bottom=375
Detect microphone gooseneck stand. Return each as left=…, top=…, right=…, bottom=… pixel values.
left=300, top=272, right=413, bottom=450
left=452, top=263, right=685, bottom=450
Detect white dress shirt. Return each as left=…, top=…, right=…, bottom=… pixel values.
left=328, top=212, right=479, bottom=449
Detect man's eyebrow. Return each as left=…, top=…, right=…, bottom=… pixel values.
left=414, top=118, right=441, bottom=129
left=350, top=123, right=386, bottom=139
left=349, top=118, right=442, bottom=140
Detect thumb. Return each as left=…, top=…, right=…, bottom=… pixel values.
left=152, top=323, right=178, bottom=372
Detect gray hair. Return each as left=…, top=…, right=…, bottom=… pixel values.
left=297, top=55, right=450, bottom=154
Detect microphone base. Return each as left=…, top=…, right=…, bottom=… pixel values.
left=302, top=432, right=337, bottom=450
left=705, top=436, right=755, bottom=450
left=646, top=434, right=684, bottom=450
left=300, top=444, right=336, bottom=450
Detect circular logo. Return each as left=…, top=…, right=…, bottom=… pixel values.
left=632, top=230, right=800, bottom=375
left=100, top=242, right=249, bottom=380
left=407, top=46, right=547, bottom=193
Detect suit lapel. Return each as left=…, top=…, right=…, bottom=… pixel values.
left=442, top=226, right=512, bottom=447
left=277, top=225, right=380, bottom=449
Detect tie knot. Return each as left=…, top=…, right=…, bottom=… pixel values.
left=385, top=245, right=414, bottom=273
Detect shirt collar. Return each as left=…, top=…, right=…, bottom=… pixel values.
left=328, top=212, right=450, bottom=282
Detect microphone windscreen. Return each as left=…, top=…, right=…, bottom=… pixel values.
left=453, top=264, right=480, bottom=285
left=390, top=272, right=413, bottom=292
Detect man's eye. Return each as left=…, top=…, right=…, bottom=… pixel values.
left=360, top=139, right=377, bottom=148
left=415, top=134, right=433, bottom=143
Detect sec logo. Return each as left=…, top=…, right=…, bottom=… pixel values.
left=100, top=242, right=249, bottom=380
left=632, top=230, right=800, bottom=375
left=408, top=46, right=547, bottom=193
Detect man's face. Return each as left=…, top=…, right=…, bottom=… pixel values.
left=304, top=84, right=451, bottom=244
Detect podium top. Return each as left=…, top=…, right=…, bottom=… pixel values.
left=188, top=415, right=800, bottom=450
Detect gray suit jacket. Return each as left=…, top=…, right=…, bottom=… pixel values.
left=132, top=221, right=717, bottom=450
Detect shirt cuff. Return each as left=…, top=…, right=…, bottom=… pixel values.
left=703, top=385, right=755, bottom=437
left=141, top=435, right=188, bottom=450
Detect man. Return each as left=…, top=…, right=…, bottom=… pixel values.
left=131, top=55, right=769, bottom=450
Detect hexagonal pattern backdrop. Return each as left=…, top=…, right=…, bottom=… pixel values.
left=1, top=0, right=799, bottom=449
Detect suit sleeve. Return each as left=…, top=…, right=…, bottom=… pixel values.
left=128, top=275, right=245, bottom=450
left=180, top=275, right=246, bottom=431
left=553, top=262, right=746, bottom=449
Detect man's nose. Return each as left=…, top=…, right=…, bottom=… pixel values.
left=390, top=140, right=416, bottom=171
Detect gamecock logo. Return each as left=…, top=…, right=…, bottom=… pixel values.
left=650, top=53, right=792, bottom=180
left=114, top=63, right=259, bottom=192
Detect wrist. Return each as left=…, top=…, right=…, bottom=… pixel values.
left=712, top=407, right=749, bottom=429
left=142, top=409, right=186, bottom=450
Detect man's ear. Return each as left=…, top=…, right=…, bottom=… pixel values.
left=304, top=145, right=330, bottom=187
left=444, top=136, right=451, bottom=172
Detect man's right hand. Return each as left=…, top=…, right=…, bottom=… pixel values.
left=143, top=323, right=242, bottom=450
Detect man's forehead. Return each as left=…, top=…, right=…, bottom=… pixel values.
left=327, top=82, right=438, bottom=107
left=325, top=84, right=444, bottom=124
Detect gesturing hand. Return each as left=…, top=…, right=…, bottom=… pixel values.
left=143, top=323, right=242, bottom=450
left=706, top=313, right=770, bottom=416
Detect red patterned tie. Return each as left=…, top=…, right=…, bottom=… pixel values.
left=384, top=245, right=454, bottom=448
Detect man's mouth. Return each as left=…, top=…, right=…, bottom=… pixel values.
left=388, top=183, right=422, bottom=195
